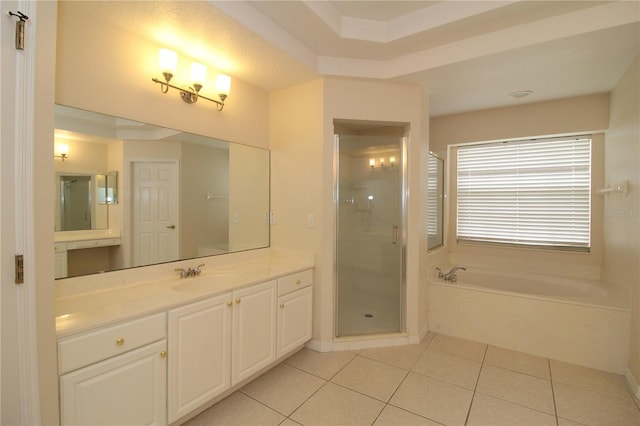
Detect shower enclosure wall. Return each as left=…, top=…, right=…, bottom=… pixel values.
left=335, top=131, right=406, bottom=337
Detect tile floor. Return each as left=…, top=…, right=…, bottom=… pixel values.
left=183, top=333, right=640, bottom=426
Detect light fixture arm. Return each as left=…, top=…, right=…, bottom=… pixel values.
left=152, top=77, right=226, bottom=111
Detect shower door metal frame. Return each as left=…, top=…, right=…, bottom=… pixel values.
left=333, top=133, right=408, bottom=338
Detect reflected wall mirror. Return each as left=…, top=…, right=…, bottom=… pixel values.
left=427, top=152, right=444, bottom=250
left=54, top=105, right=270, bottom=279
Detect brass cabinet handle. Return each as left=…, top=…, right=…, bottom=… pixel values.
left=227, top=301, right=233, bottom=306
left=116, top=337, right=125, bottom=346
left=296, top=279, right=301, bottom=285
left=280, top=303, right=285, bottom=309
left=160, top=351, right=167, bottom=358
left=235, top=298, right=241, bottom=304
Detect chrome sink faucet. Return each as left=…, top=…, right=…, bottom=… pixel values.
left=175, top=264, right=205, bottom=278
left=436, top=265, right=467, bottom=283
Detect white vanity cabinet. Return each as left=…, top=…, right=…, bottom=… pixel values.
left=231, top=280, right=278, bottom=384
left=277, top=270, right=313, bottom=358
left=167, top=292, right=232, bottom=423
left=167, top=280, right=277, bottom=423
left=58, top=313, right=167, bottom=426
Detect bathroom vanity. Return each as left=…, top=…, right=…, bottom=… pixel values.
left=56, top=254, right=313, bottom=425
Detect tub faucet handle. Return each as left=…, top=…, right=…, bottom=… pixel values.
left=435, top=267, right=444, bottom=279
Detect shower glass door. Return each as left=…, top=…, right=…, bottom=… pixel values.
left=335, top=134, right=405, bottom=337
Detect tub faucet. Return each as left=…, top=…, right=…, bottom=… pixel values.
left=437, top=265, right=467, bottom=283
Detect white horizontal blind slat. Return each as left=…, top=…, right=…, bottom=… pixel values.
left=457, top=137, right=591, bottom=249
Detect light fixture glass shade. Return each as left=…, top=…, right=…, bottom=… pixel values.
left=216, top=74, right=231, bottom=98
left=369, top=158, right=375, bottom=167
left=58, top=143, right=69, bottom=156
left=190, top=62, right=207, bottom=87
left=159, top=48, right=177, bottom=75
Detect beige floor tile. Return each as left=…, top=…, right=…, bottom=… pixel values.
left=390, top=372, right=474, bottom=426
left=240, top=363, right=326, bottom=415
left=331, top=355, right=407, bottom=402
left=557, top=418, right=588, bottom=426
left=373, top=404, right=441, bottom=426
left=359, top=342, right=427, bottom=370
left=181, top=392, right=284, bottom=426
left=554, top=382, right=640, bottom=426
left=467, top=393, right=556, bottom=426
left=290, top=382, right=384, bottom=426
left=428, top=334, right=486, bottom=362
left=412, top=348, right=481, bottom=390
left=285, top=348, right=356, bottom=380
left=279, top=420, right=303, bottom=426
left=477, top=365, right=555, bottom=414
left=550, top=359, right=631, bottom=399
left=485, top=346, right=550, bottom=379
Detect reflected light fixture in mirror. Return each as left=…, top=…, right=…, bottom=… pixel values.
left=152, top=48, right=231, bottom=111
left=369, top=155, right=397, bottom=169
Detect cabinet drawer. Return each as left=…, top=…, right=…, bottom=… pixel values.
left=277, top=269, right=313, bottom=296
left=58, top=312, right=166, bottom=374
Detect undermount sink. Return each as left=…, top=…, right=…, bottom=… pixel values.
left=172, top=272, right=239, bottom=291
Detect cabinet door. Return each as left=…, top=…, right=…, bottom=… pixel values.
left=59, top=340, right=166, bottom=426
left=167, top=292, right=232, bottom=423
left=277, top=286, right=313, bottom=358
left=232, top=280, right=277, bottom=384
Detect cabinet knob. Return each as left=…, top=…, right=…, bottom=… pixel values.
left=296, top=279, right=301, bottom=285
left=227, top=301, right=233, bottom=307
left=235, top=298, right=241, bottom=304
left=280, top=303, right=285, bottom=309
left=116, top=337, right=125, bottom=346
left=160, top=351, right=167, bottom=358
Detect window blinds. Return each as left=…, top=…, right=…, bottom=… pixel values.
left=456, top=137, right=591, bottom=250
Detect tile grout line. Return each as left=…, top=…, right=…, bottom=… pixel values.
left=463, top=342, right=488, bottom=425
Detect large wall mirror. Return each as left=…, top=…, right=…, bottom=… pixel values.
left=54, top=105, right=270, bottom=279
left=427, top=152, right=444, bottom=250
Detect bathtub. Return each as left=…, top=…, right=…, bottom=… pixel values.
left=428, top=267, right=631, bottom=373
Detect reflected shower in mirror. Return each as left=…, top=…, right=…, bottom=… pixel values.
left=427, top=152, right=444, bottom=250
left=54, top=105, right=270, bottom=279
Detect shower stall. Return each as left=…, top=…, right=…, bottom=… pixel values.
left=334, top=130, right=406, bottom=337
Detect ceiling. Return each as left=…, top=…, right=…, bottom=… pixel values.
left=79, top=1, right=639, bottom=116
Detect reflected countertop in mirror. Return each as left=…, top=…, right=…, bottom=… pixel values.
left=54, top=105, right=270, bottom=279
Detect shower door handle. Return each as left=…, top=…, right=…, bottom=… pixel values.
left=392, top=225, right=398, bottom=245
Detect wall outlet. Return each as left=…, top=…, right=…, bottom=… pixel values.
left=306, top=214, right=315, bottom=228
left=270, top=212, right=276, bottom=225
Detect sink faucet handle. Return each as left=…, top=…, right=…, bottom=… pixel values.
left=435, top=267, right=443, bottom=279
left=193, top=264, right=205, bottom=276
left=174, top=268, right=188, bottom=279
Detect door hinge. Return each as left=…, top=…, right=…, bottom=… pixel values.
left=15, top=255, right=24, bottom=284
left=8, top=11, right=29, bottom=50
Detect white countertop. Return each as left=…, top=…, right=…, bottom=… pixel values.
left=56, top=256, right=313, bottom=338
left=54, top=229, right=121, bottom=243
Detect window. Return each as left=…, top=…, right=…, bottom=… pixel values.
left=456, top=136, right=591, bottom=251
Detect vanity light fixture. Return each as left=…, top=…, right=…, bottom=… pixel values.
left=55, top=144, right=69, bottom=161
left=152, top=48, right=231, bottom=111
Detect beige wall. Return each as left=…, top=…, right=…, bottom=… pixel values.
left=605, top=56, right=640, bottom=388
left=431, top=93, right=610, bottom=151
left=271, top=78, right=428, bottom=347
left=35, top=2, right=59, bottom=424
left=431, top=94, right=610, bottom=279
left=55, top=1, right=270, bottom=149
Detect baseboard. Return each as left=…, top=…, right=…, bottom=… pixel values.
left=625, top=367, right=640, bottom=400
